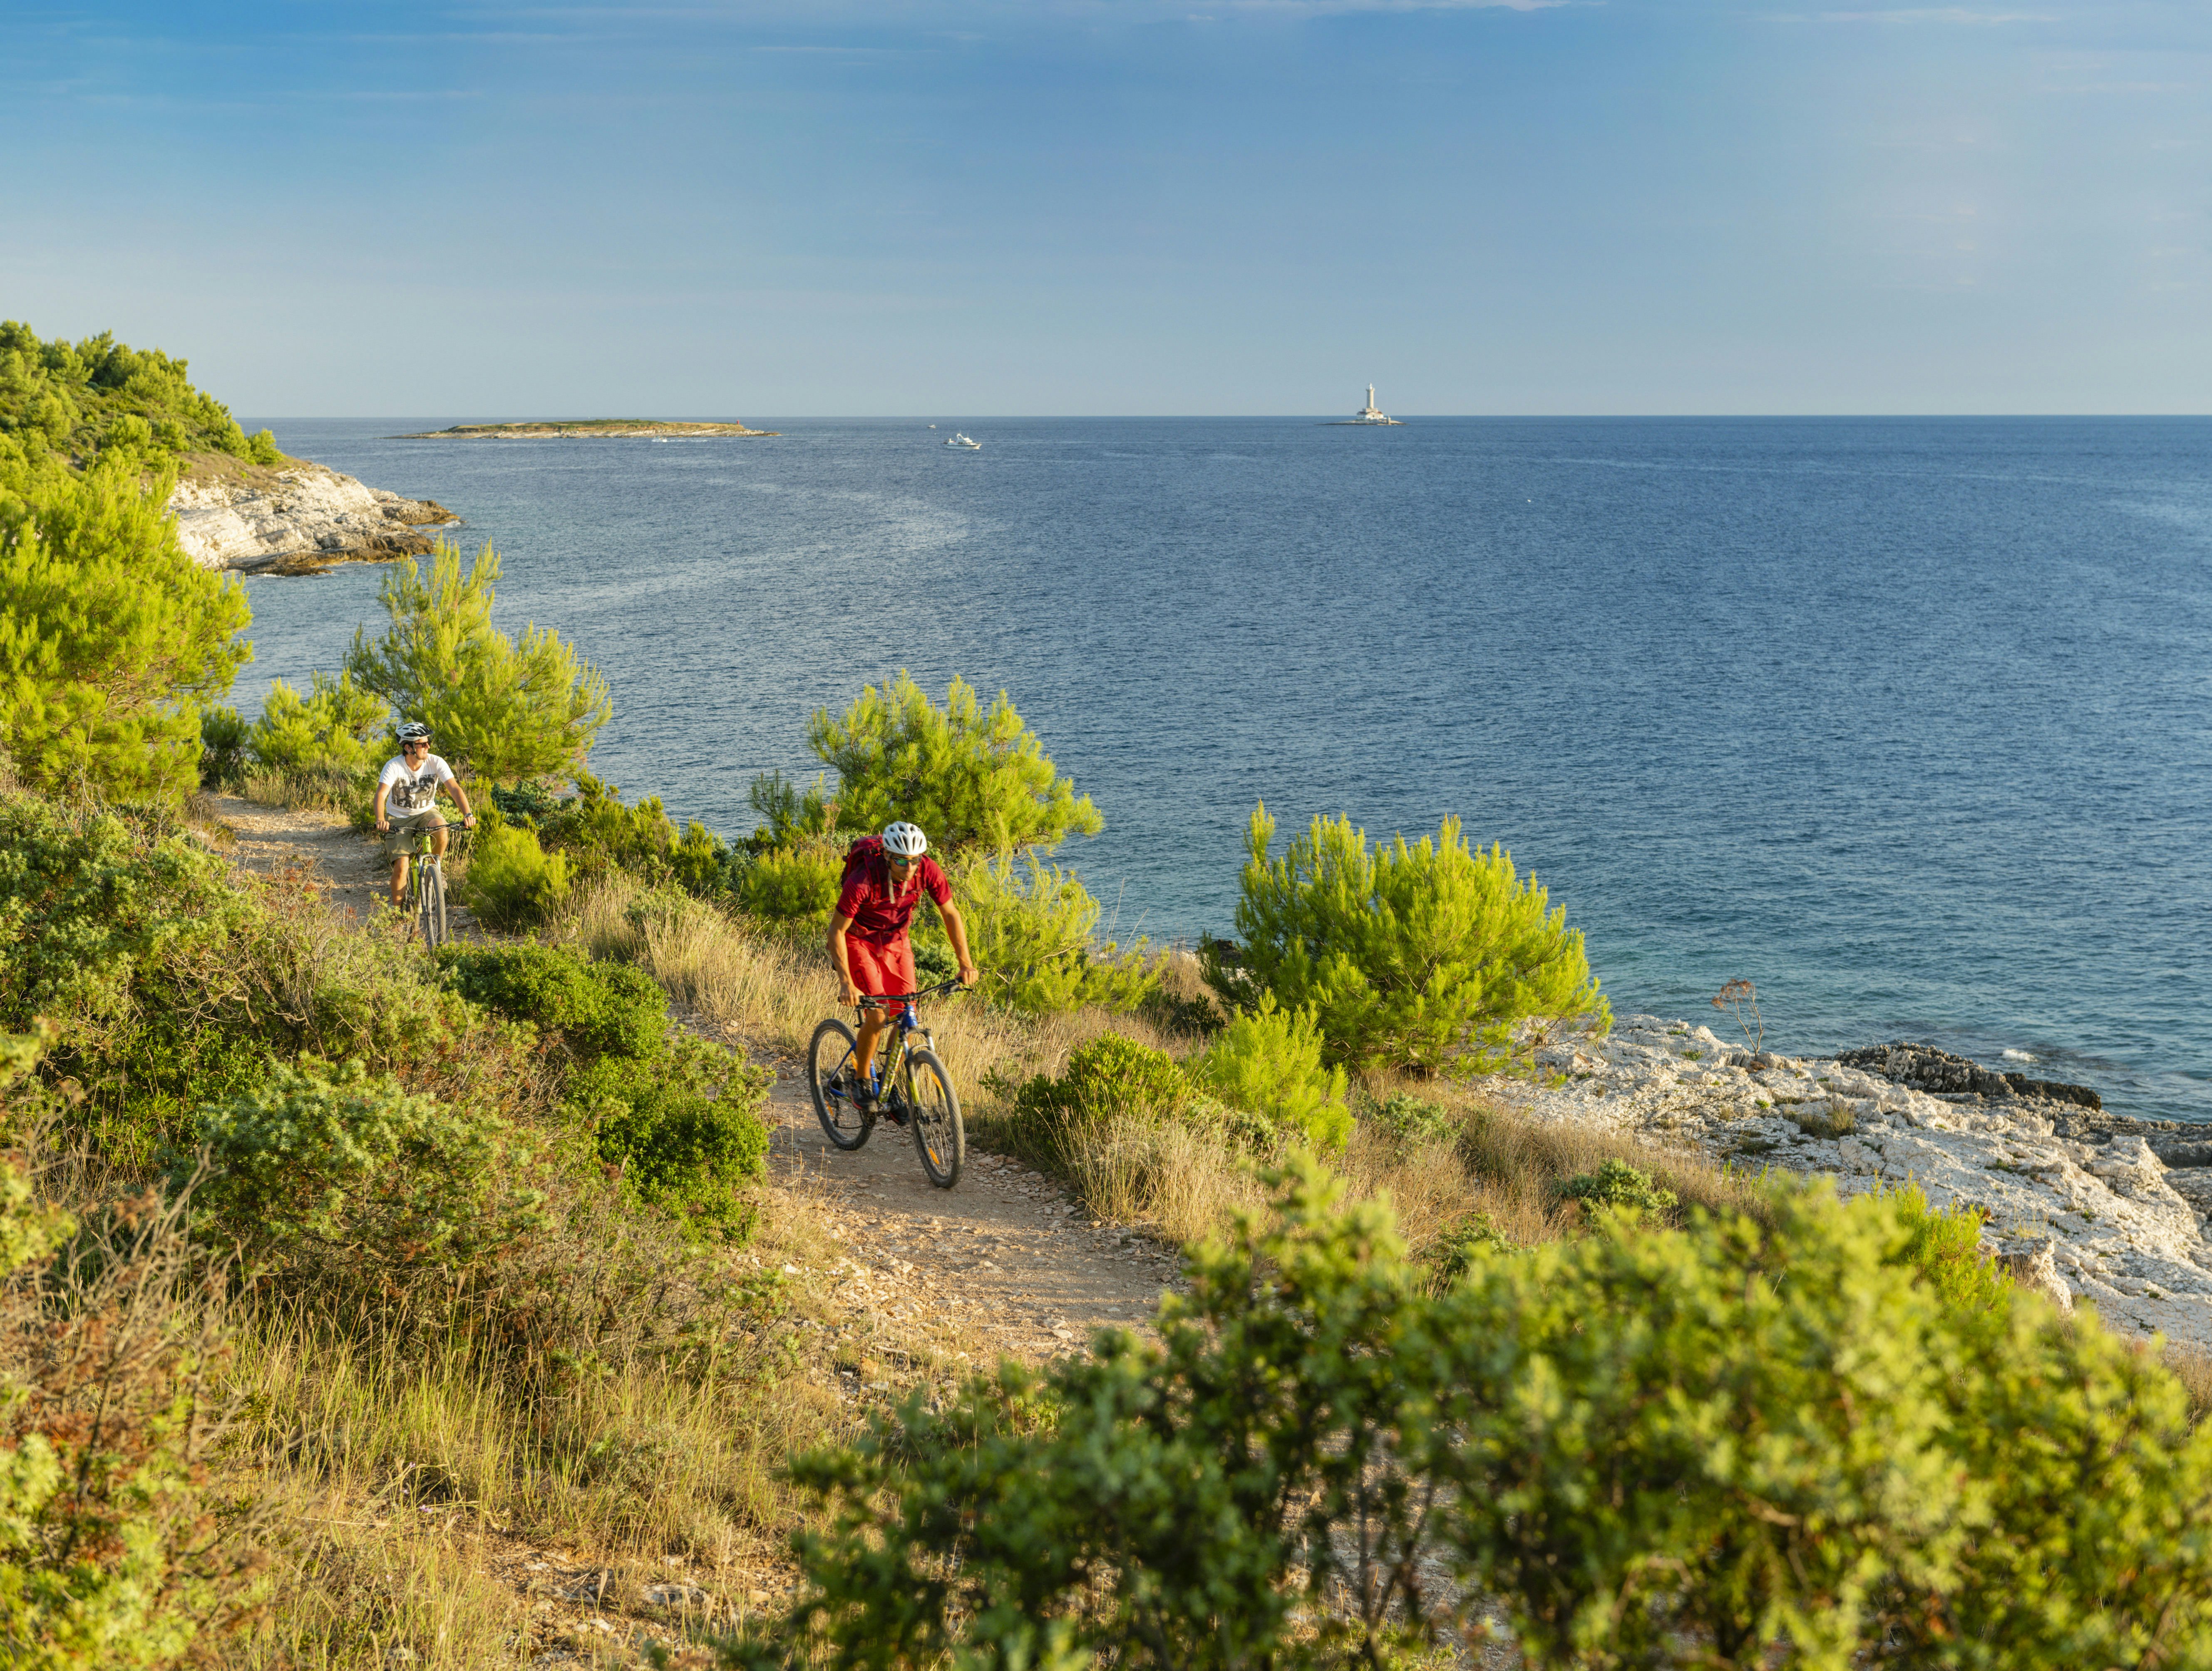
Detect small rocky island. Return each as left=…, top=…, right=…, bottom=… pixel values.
left=396, top=419, right=778, bottom=439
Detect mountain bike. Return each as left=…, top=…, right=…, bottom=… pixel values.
left=403, top=823, right=464, bottom=952
left=807, top=980, right=966, bottom=1188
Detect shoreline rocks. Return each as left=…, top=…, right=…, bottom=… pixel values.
left=1479, top=1016, right=2212, bottom=1352
left=164, top=452, right=459, bottom=575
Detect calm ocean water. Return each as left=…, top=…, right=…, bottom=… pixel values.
left=238, top=417, right=2212, bottom=1123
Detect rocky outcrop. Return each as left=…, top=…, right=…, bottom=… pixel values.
left=1487, top=1016, right=2212, bottom=1351
left=1839, top=1041, right=2103, bottom=1111
left=164, top=454, right=458, bottom=575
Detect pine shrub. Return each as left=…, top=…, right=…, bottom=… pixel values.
left=736, top=840, right=843, bottom=928
left=752, top=670, right=1102, bottom=854
left=949, top=850, right=1157, bottom=1016
left=1188, top=994, right=1353, bottom=1152
left=245, top=668, right=387, bottom=777
left=198, top=704, right=249, bottom=788
left=454, top=811, right=571, bottom=930
left=1207, top=804, right=1609, bottom=1075
left=344, top=540, right=609, bottom=785
left=0, top=453, right=250, bottom=806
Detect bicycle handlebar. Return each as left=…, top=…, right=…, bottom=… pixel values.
left=855, top=978, right=970, bottom=1007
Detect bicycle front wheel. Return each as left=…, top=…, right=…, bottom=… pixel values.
left=906, top=1048, right=962, bottom=1188
left=808, top=1018, right=873, bottom=1151
left=419, top=860, right=447, bottom=951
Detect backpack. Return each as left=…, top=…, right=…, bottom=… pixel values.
left=841, top=834, right=886, bottom=891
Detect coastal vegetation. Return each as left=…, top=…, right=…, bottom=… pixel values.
left=1, top=319, right=285, bottom=473
left=6, top=328, right=2212, bottom=1666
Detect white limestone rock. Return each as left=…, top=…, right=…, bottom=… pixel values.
left=1476, top=1013, right=2212, bottom=1351
left=165, top=458, right=457, bottom=573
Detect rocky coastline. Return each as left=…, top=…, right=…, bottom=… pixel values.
left=1481, top=1021, right=2212, bottom=1350
left=164, top=452, right=459, bottom=575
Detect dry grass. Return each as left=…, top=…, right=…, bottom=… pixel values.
left=564, top=875, right=1176, bottom=1121
left=558, top=873, right=1788, bottom=1266
left=2163, top=1340, right=2212, bottom=1429
left=217, top=1180, right=861, bottom=1669
left=234, top=764, right=371, bottom=819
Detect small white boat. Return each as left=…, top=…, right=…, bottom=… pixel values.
left=945, top=432, right=982, bottom=450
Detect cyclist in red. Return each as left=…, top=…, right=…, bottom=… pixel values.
left=827, top=821, right=978, bottom=1109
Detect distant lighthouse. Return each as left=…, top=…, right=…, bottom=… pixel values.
left=1333, top=384, right=1403, bottom=426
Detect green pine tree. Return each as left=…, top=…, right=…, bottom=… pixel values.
left=1207, top=804, right=1609, bottom=1074
left=0, top=453, right=251, bottom=806
left=752, top=671, right=1101, bottom=855
left=344, top=539, right=610, bottom=786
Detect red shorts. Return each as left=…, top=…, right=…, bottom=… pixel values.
left=845, top=936, right=914, bottom=1006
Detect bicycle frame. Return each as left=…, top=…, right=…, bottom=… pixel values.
left=854, top=981, right=958, bottom=1095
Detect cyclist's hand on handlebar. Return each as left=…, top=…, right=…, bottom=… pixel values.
left=463, top=814, right=477, bottom=830
left=958, top=962, right=979, bottom=988
left=841, top=976, right=863, bottom=1008
left=375, top=816, right=389, bottom=833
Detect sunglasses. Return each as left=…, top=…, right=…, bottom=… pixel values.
left=887, top=855, right=916, bottom=869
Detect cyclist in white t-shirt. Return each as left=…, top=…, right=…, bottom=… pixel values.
left=373, top=722, right=477, bottom=909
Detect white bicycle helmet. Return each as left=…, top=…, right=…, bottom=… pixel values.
left=396, top=721, right=432, bottom=744
left=881, top=821, right=928, bottom=858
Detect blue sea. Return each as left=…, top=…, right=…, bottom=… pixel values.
left=236, top=417, right=2212, bottom=1123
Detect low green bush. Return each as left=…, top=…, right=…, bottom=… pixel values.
left=1207, top=803, right=1609, bottom=1076
left=565, top=1033, right=771, bottom=1241
left=721, top=1159, right=1427, bottom=1671
left=0, top=788, right=534, bottom=1160
left=1367, top=1091, right=1460, bottom=1145
left=455, top=811, right=571, bottom=930
left=1423, top=1212, right=1514, bottom=1287
left=1559, top=1156, right=1679, bottom=1219
left=440, top=940, right=666, bottom=1062
left=727, top=1169, right=2212, bottom=1671
left=1008, top=1033, right=1192, bottom=1137
left=185, top=1056, right=554, bottom=1284
left=1188, top=994, right=1352, bottom=1152
left=534, top=772, right=727, bottom=895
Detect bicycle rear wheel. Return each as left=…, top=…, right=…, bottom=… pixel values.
left=808, top=1018, right=873, bottom=1150
left=906, top=1048, right=962, bottom=1188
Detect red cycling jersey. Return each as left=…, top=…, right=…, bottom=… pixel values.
left=834, top=853, right=952, bottom=946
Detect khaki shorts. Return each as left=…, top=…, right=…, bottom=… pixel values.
left=383, top=808, right=447, bottom=859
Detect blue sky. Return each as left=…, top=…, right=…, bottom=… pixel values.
left=4, top=1, right=2207, bottom=414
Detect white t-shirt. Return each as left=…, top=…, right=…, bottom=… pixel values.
left=380, top=753, right=455, bottom=816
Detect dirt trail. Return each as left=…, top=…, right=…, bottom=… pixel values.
left=197, top=790, right=454, bottom=929
left=192, top=793, right=1182, bottom=1357
left=744, top=1038, right=1183, bottom=1361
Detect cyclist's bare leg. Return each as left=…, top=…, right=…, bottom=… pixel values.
left=429, top=815, right=449, bottom=860
left=390, top=854, right=409, bottom=908
left=853, top=1005, right=889, bottom=1086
